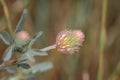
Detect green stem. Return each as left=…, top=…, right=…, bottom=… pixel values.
left=41, top=44, right=56, bottom=51
left=108, top=62, right=120, bottom=80
left=97, top=0, right=107, bottom=80
left=0, top=0, right=13, bottom=36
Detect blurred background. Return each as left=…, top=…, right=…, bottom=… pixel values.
left=0, top=0, right=120, bottom=80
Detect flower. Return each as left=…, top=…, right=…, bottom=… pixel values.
left=56, top=30, right=85, bottom=54
left=15, top=30, right=30, bottom=47
left=17, top=31, right=30, bottom=41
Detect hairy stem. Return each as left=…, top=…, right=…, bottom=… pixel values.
left=0, top=0, right=13, bottom=36
left=41, top=44, right=56, bottom=52
left=97, top=0, right=107, bottom=80
left=108, top=62, right=120, bottom=80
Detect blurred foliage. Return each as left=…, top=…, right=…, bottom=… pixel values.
left=0, top=0, right=120, bottom=80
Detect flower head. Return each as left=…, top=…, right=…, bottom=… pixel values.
left=17, top=31, right=30, bottom=41
left=15, top=30, right=30, bottom=47
left=56, top=30, right=85, bottom=54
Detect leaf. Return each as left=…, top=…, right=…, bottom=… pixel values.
left=26, top=54, right=35, bottom=62
left=0, top=31, right=11, bottom=45
left=2, top=46, right=13, bottom=62
left=30, top=31, right=43, bottom=42
left=18, top=50, right=35, bottom=62
left=24, top=52, right=35, bottom=62
left=30, top=62, right=53, bottom=73
left=18, top=63, right=30, bottom=69
left=28, top=31, right=43, bottom=48
left=15, top=9, right=28, bottom=33
left=5, top=67, right=15, bottom=73
left=23, top=74, right=35, bottom=80
left=31, top=49, right=48, bottom=56
left=31, top=62, right=53, bottom=73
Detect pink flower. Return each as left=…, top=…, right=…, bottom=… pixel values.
left=15, top=31, right=30, bottom=46
left=17, top=31, right=30, bottom=41
left=56, top=30, right=85, bottom=54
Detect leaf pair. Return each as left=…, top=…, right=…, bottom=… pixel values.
left=23, top=61, right=53, bottom=73
left=0, top=9, right=28, bottom=62
left=0, top=8, right=49, bottom=70
left=28, top=31, right=43, bottom=48
left=0, top=31, right=11, bottom=45
left=17, top=49, right=48, bottom=69
left=20, top=49, right=48, bottom=62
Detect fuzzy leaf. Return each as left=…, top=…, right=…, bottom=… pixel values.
left=31, top=49, right=48, bottom=56
left=32, top=62, right=53, bottom=73
left=15, top=9, right=28, bottom=33
left=18, top=63, right=30, bottom=69
left=23, top=75, right=35, bottom=80
left=3, top=46, right=13, bottom=62
left=26, top=54, right=35, bottom=62
left=29, top=62, right=53, bottom=73
left=5, top=67, right=15, bottom=74
left=23, top=52, right=35, bottom=62
left=0, top=31, right=11, bottom=45
left=28, top=31, right=43, bottom=48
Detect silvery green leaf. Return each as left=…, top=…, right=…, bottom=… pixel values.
left=18, top=51, right=34, bottom=62
left=31, top=32, right=43, bottom=40
left=0, top=31, right=11, bottom=45
left=5, top=67, right=15, bottom=73
left=18, top=63, right=30, bottom=69
left=31, top=49, right=48, bottom=56
left=3, top=46, right=13, bottom=62
left=41, top=45, right=56, bottom=52
left=15, top=9, right=28, bottom=33
left=23, top=75, right=35, bottom=80
left=17, top=56, right=27, bottom=63
left=30, top=61, right=53, bottom=73
left=27, top=55, right=35, bottom=62
left=17, top=54, right=26, bottom=62
left=28, top=31, right=43, bottom=48
left=24, top=52, right=35, bottom=62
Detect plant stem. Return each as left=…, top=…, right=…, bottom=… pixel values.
left=41, top=44, right=56, bottom=52
left=0, top=63, right=5, bottom=70
left=0, top=0, right=13, bottom=36
left=97, top=0, right=107, bottom=80
left=108, top=62, right=120, bottom=80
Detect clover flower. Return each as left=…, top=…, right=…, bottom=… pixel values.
left=56, top=30, right=85, bottom=54
left=15, top=30, right=30, bottom=47
left=16, top=31, right=30, bottom=41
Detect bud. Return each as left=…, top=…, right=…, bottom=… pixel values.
left=56, top=30, right=85, bottom=54
left=15, top=31, right=30, bottom=47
